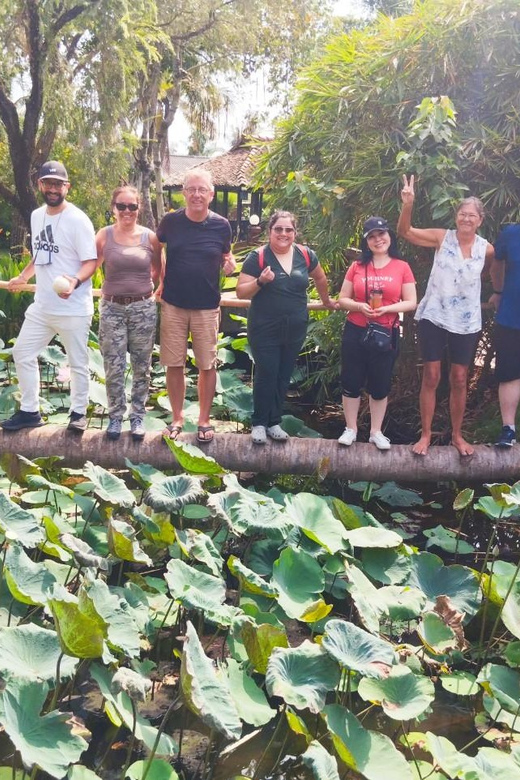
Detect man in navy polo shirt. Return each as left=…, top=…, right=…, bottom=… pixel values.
left=156, top=169, right=235, bottom=443
left=490, top=223, right=520, bottom=446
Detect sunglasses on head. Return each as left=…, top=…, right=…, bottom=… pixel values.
left=115, top=202, right=139, bottom=212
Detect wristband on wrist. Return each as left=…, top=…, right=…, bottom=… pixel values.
left=256, top=278, right=265, bottom=288
left=74, top=277, right=82, bottom=288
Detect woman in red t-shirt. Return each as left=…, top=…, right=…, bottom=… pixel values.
left=337, top=217, right=417, bottom=449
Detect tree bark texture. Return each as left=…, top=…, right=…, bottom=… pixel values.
left=1, top=428, right=518, bottom=483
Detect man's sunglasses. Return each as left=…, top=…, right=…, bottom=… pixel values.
left=115, top=203, right=139, bottom=212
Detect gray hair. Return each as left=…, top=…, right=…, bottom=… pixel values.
left=456, top=196, right=485, bottom=219
left=183, top=168, right=213, bottom=189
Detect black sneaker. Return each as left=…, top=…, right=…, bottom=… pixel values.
left=495, top=425, right=516, bottom=448
left=67, top=411, right=87, bottom=433
left=0, top=410, right=44, bottom=431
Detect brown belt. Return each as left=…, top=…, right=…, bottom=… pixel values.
left=102, top=291, right=154, bottom=305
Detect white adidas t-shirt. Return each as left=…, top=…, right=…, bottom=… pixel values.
left=30, top=203, right=96, bottom=316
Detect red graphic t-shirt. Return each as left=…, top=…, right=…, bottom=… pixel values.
left=345, top=258, right=415, bottom=329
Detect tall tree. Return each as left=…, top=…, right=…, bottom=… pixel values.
left=0, top=0, right=160, bottom=245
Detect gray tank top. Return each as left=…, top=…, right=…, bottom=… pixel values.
left=102, top=226, right=154, bottom=296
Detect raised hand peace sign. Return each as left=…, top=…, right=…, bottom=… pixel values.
left=401, top=174, right=415, bottom=205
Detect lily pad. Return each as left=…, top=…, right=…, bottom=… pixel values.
left=265, top=641, right=340, bottom=713
left=322, top=620, right=394, bottom=678
left=440, top=671, right=479, bottom=696
left=358, top=665, right=434, bottom=720
left=345, top=526, right=402, bottom=549
left=143, top=475, right=204, bottom=513
left=406, top=552, right=481, bottom=621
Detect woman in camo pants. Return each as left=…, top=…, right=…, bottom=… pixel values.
left=96, top=186, right=162, bottom=441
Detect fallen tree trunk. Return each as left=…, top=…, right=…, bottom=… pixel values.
left=1, top=427, right=519, bottom=483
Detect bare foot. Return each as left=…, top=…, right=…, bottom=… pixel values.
left=412, top=435, right=431, bottom=456
left=451, top=436, right=474, bottom=457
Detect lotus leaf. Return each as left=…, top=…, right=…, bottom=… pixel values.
left=361, top=547, right=411, bottom=585
left=301, top=740, right=340, bottom=779
left=482, top=691, right=520, bottom=729
left=59, top=534, right=109, bottom=571
left=0, top=624, right=78, bottom=682
left=377, top=585, right=427, bottom=622
left=474, top=495, right=517, bottom=520
left=241, top=618, right=288, bottom=673
left=440, top=671, right=479, bottom=696
left=0, top=492, right=45, bottom=547
left=84, top=579, right=141, bottom=657
left=358, top=665, right=434, bottom=720
left=285, top=708, right=312, bottom=742
left=176, top=528, right=223, bottom=576
left=228, top=555, right=278, bottom=597
left=0, top=678, right=88, bottom=778
left=406, top=552, right=481, bottom=621
left=265, top=641, right=340, bottom=713
left=208, top=475, right=289, bottom=536
left=477, top=663, right=520, bottom=715
left=90, top=664, right=177, bottom=755
left=4, top=544, right=57, bottom=606
left=283, top=493, right=349, bottom=553
left=271, top=547, right=327, bottom=620
left=181, top=621, right=242, bottom=740
left=107, top=518, right=152, bottom=565
left=163, top=438, right=225, bottom=475
left=224, top=658, right=276, bottom=726
left=143, top=475, right=204, bottom=513
left=84, top=462, right=135, bottom=507
left=343, top=564, right=382, bottom=633
left=68, top=767, right=103, bottom=780
left=124, top=458, right=166, bottom=487
left=505, top=641, right=520, bottom=668
left=222, top=385, right=253, bottom=421
left=423, top=524, right=474, bottom=554
left=26, top=474, right=73, bottom=496
left=0, top=453, right=41, bottom=484
left=49, top=592, right=106, bottom=658
left=345, top=526, right=402, bottom=548
left=417, top=612, right=457, bottom=654
left=371, top=482, right=423, bottom=507
left=498, top=584, right=520, bottom=640
left=111, top=667, right=152, bottom=702
left=323, top=704, right=413, bottom=780
left=453, top=488, right=475, bottom=510
left=164, top=558, right=226, bottom=613
left=126, top=760, right=179, bottom=780
left=182, top=504, right=211, bottom=519
left=427, top=733, right=520, bottom=780
left=488, top=561, right=520, bottom=599
left=329, top=497, right=363, bottom=529
left=321, top=620, right=394, bottom=678
left=146, top=515, right=175, bottom=545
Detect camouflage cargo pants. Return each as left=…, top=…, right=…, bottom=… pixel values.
left=99, top=297, right=157, bottom=420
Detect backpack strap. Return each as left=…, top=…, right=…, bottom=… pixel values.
left=258, top=243, right=311, bottom=270
left=296, top=244, right=311, bottom=267
left=257, top=244, right=267, bottom=270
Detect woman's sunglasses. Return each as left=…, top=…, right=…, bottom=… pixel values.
left=115, top=203, right=139, bottom=212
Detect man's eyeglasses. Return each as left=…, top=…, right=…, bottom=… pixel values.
left=114, top=203, right=139, bottom=212
left=184, top=187, right=211, bottom=195
left=41, top=180, right=67, bottom=190
left=272, top=226, right=295, bottom=234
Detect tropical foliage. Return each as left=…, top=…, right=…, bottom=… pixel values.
left=0, top=441, right=518, bottom=778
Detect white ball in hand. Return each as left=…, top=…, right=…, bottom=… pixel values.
left=52, top=275, right=70, bottom=294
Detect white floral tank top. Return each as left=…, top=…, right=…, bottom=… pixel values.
left=415, top=229, right=487, bottom=334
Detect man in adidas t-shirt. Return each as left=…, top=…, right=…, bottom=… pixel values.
left=1, top=161, right=97, bottom=433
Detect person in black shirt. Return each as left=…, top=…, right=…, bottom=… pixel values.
left=156, top=170, right=235, bottom=442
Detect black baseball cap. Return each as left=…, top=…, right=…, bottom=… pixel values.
left=362, top=216, right=390, bottom=238
left=38, top=160, right=69, bottom=181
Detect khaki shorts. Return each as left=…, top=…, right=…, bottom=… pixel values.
left=160, top=302, right=220, bottom=370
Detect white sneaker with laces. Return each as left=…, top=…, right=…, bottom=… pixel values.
left=369, top=431, right=391, bottom=450
left=338, top=427, right=357, bottom=446
left=251, top=425, right=267, bottom=444
left=267, top=425, right=289, bottom=441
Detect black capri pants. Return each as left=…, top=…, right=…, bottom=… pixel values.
left=341, top=321, right=399, bottom=400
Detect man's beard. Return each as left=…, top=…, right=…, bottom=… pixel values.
left=42, top=191, right=66, bottom=207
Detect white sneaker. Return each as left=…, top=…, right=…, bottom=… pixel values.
left=251, top=425, right=267, bottom=444
left=338, top=427, right=357, bottom=446
left=267, top=424, right=289, bottom=441
left=369, top=431, right=391, bottom=450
